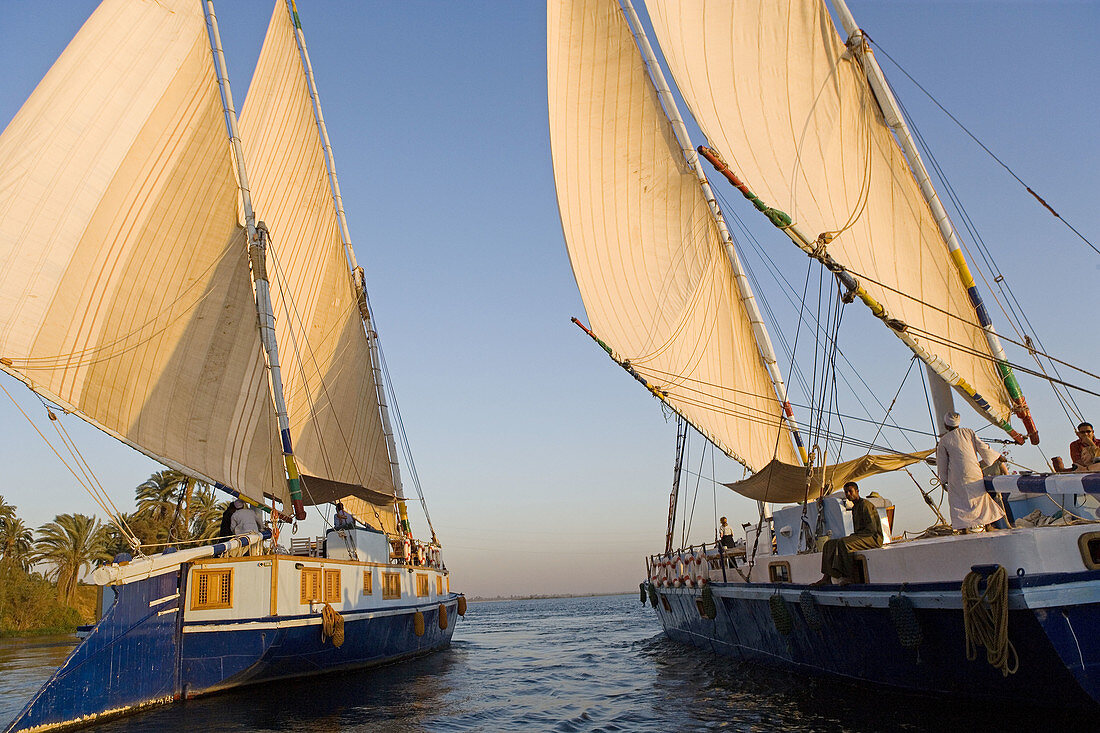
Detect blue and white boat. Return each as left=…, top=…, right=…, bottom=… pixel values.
left=548, top=0, right=1098, bottom=709
left=0, top=1, right=461, bottom=730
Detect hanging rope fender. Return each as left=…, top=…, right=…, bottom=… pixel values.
left=888, top=593, right=922, bottom=650
left=639, top=582, right=647, bottom=605
left=648, top=583, right=659, bottom=609
left=961, top=566, right=1018, bottom=676
left=320, top=603, right=344, bottom=648
left=701, top=584, right=718, bottom=620
left=770, top=592, right=793, bottom=635
left=799, top=591, right=823, bottom=632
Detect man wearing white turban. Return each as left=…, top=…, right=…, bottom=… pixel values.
left=935, top=412, right=1007, bottom=531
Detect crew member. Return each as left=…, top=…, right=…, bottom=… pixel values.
left=813, top=481, right=882, bottom=585
left=935, top=411, right=1006, bottom=531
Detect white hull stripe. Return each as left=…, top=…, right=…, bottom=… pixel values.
left=182, top=602, right=451, bottom=634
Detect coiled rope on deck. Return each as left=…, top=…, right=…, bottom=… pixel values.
left=961, top=566, right=1017, bottom=676
left=321, top=603, right=344, bottom=647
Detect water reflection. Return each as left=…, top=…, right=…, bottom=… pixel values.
left=0, top=636, right=78, bottom=723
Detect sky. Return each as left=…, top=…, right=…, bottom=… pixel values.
left=0, top=1, right=1097, bottom=599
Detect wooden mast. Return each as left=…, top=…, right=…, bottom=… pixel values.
left=203, top=0, right=306, bottom=519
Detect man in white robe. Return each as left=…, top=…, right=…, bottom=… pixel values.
left=935, top=411, right=1007, bottom=531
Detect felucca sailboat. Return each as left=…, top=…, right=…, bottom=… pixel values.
left=550, top=0, right=1099, bottom=707
left=1, top=2, right=461, bottom=730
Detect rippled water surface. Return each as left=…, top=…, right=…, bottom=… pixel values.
left=2, top=595, right=1094, bottom=731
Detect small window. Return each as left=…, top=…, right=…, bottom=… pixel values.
left=1079, top=532, right=1100, bottom=570
left=324, top=569, right=341, bottom=603
left=769, top=561, right=791, bottom=583
left=362, top=569, right=373, bottom=595
left=436, top=575, right=444, bottom=595
left=660, top=595, right=671, bottom=612
left=300, top=567, right=322, bottom=604
left=416, top=573, right=429, bottom=597
left=192, top=569, right=233, bottom=610
left=382, top=572, right=402, bottom=600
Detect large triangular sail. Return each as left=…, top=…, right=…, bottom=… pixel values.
left=239, top=3, right=398, bottom=528
left=0, top=0, right=286, bottom=505
left=644, top=0, right=1025, bottom=438
left=548, top=0, right=799, bottom=471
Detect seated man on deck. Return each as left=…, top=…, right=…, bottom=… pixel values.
left=812, top=482, right=883, bottom=586
left=1070, top=422, right=1100, bottom=472
left=334, top=502, right=357, bottom=530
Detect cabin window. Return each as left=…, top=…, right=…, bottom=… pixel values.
left=436, top=575, right=444, bottom=595
left=416, top=573, right=429, bottom=597
left=192, top=569, right=232, bottom=610
left=1079, top=532, right=1100, bottom=570
left=382, top=572, right=402, bottom=600
left=300, top=567, right=322, bottom=604
left=362, top=569, right=373, bottom=595
left=660, top=594, right=671, bottom=612
left=769, top=562, right=791, bottom=583
left=854, top=556, right=869, bottom=584
left=323, top=569, right=341, bottom=603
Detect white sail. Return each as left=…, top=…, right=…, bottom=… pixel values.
left=0, top=0, right=286, bottom=504
left=548, top=0, right=798, bottom=471
left=645, top=0, right=1012, bottom=424
left=239, top=3, right=397, bottom=511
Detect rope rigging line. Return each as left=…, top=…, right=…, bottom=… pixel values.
left=0, top=382, right=139, bottom=550
left=265, top=240, right=387, bottom=531
left=868, top=37, right=1098, bottom=257
left=897, top=94, right=1086, bottom=427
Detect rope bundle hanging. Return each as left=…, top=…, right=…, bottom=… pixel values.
left=647, top=583, right=659, bottom=609
left=320, top=603, right=344, bottom=648
left=799, top=591, right=823, bottom=631
left=700, top=584, right=717, bottom=620
left=770, top=593, right=793, bottom=635
left=889, top=593, right=922, bottom=649
left=961, top=566, right=1018, bottom=676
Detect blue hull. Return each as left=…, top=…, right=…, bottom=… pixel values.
left=653, top=572, right=1100, bottom=708
left=6, top=572, right=460, bottom=732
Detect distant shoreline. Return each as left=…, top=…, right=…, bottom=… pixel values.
left=468, top=591, right=633, bottom=602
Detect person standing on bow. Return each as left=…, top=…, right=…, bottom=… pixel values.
left=718, top=516, right=735, bottom=548
left=935, top=411, right=1007, bottom=532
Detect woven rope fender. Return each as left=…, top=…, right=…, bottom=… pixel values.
left=438, top=603, right=449, bottom=630
left=647, top=583, right=659, bottom=609
left=769, top=592, right=793, bottom=635
left=320, top=603, right=344, bottom=648
left=961, top=565, right=1019, bottom=676
left=888, top=593, right=922, bottom=649
left=458, top=596, right=468, bottom=616
left=413, top=610, right=425, bottom=637
left=799, top=590, right=823, bottom=632
left=640, top=582, right=647, bottom=604
left=700, top=584, right=717, bottom=619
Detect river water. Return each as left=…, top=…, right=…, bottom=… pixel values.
left=1, top=594, right=1093, bottom=731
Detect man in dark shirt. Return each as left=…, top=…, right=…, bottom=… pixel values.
left=812, top=481, right=883, bottom=585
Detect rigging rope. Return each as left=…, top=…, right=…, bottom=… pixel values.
left=961, top=566, right=1018, bottom=677
left=868, top=37, right=1097, bottom=257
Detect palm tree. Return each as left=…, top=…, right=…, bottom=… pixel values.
left=0, top=495, right=15, bottom=528
left=188, top=488, right=228, bottom=541
left=135, top=469, right=207, bottom=543
left=35, top=514, right=110, bottom=604
left=0, top=517, right=36, bottom=572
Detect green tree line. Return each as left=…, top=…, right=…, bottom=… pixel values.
left=0, top=471, right=230, bottom=636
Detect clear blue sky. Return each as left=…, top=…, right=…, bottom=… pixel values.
left=0, top=1, right=1097, bottom=598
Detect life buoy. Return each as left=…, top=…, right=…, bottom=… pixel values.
left=402, top=537, right=412, bottom=563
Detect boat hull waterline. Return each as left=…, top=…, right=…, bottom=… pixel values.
left=6, top=567, right=461, bottom=733
left=650, top=570, right=1100, bottom=708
